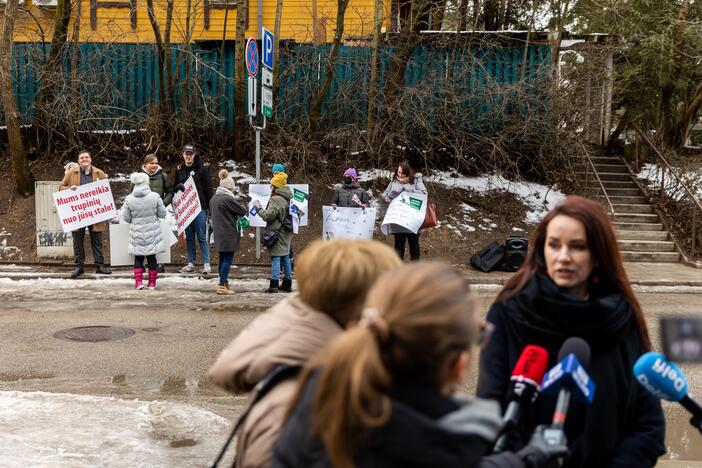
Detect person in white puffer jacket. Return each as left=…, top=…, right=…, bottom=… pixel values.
left=122, top=172, right=167, bottom=290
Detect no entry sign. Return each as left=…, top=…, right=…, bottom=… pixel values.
left=245, top=37, right=259, bottom=77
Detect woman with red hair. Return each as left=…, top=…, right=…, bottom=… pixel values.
left=477, top=196, right=665, bottom=467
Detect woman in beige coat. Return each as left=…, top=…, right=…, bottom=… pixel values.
left=208, top=239, right=401, bottom=468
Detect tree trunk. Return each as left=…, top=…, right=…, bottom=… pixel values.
left=69, top=0, right=82, bottom=151
left=308, top=0, right=350, bottom=135
left=429, top=0, right=446, bottom=30
left=146, top=0, right=167, bottom=114
left=164, top=0, right=175, bottom=115
left=0, top=0, right=34, bottom=195
left=33, top=0, right=72, bottom=151
left=457, top=0, right=469, bottom=31
left=234, top=0, right=249, bottom=157
left=366, top=0, right=385, bottom=139
left=272, top=0, right=284, bottom=106
left=660, top=0, right=690, bottom=149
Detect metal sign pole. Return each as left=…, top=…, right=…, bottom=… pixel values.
left=251, top=115, right=266, bottom=260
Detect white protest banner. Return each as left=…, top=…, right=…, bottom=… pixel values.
left=109, top=221, right=174, bottom=266
left=53, top=179, right=117, bottom=233
left=381, top=192, right=428, bottom=235
left=171, top=176, right=202, bottom=235
left=248, top=184, right=310, bottom=228
left=323, top=206, right=376, bottom=240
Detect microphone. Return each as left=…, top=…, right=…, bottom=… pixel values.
left=540, top=337, right=596, bottom=446
left=493, top=345, right=550, bottom=453
left=634, top=352, right=702, bottom=435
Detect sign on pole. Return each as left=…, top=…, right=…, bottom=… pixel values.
left=262, top=27, right=274, bottom=70
left=262, top=87, right=273, bottom=118
left=245, top=37, right=259, bottom=77
left=53, top=179, right=117, bottom=233
left=248, top=77, right=257, bottom=116
left=262, top=68, right=273, bottom=87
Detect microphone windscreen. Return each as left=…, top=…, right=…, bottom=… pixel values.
left=511, top=345, right=549, bottom=385
left=633, top=352, right=688, bottom=401
left=558, top=337, right=591, bottom=368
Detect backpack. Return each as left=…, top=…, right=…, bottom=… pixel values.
left=210, top=364, right=302, bottom=468
left=470, top=241, right=506, bottom=272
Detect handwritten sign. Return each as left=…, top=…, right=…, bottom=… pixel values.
left=171, top=176, right=202, bottom=235
left=53, top=179, right=117, bottom=232
left=248, top=184, right=310, bottom=228
left=381, top=192, right=428, bottom=235
left=322, top=206, right=376, bottom=240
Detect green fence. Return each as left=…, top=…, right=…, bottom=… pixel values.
left=7, top=41, right=551, bottom=132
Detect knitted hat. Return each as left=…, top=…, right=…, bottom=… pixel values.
left=218, top=169, right=236, bottom=191
left=343, top=167, right=357, bottom=181
left=270, top=172, right=288, bottom=189
left=272, top=163, right=286, bottom=174
left=130, top=172, right=149, bottom=186
left=63, top=162, right=79, bottom=173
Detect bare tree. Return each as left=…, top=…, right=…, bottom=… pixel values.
left=366, top=0, right=384, bottom=136
left=0, top=0, right=34, bottom=195
left=234, top=0, right=249, bottom=157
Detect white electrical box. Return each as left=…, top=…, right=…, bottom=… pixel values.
left=33, top=0, right=58, bottom=7
left=35, top=181, right=73, bottom=258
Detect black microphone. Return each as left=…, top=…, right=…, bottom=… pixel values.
left=493, top=345, right=549, bottom=453
left=540, top=337, right=596, bottom=447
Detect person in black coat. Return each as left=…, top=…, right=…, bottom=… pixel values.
left=274, top=262, right=567, bottom=468
left=477, top=196, right=666, bottom=468
left=172, top=144, right=214, bottom=274
left=209, top=170, right=247, bottom=295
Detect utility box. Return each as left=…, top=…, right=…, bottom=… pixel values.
left=35, top=181, right=73, bottom=258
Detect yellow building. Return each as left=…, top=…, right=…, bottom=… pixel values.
left=11, top=0, right=391, bottom=43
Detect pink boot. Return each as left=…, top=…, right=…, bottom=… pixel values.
left=134, top=268, right=145, bottom=290
left=147, top=269, right=158, bottom=290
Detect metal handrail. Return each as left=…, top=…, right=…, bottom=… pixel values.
left=633, top=125, right=702, bottom=253
left=582, top=143, right=615, bottom=215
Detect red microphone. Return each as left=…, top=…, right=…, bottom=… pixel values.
left=493, top=345, right=549, bottom=453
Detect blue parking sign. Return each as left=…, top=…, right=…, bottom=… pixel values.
left=262, top=27, right=274, bottom=70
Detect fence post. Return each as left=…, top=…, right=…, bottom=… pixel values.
left=693, top=208, right=697, bottom=256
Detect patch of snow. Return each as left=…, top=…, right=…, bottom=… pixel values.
left=217, top=161, right=256, bottom=196
left=357, top=169, right=392, bottom=183
left=0, top=390, right=230, bottom=467
left=427, top=170, right=565, bottom=224
left=461, top=203, right=477, bottom=212
left=110, top=173, right=130, bottom=183
left=637, top=163, right=702, bottom=201
left=512, top=227, right=525, bottom=232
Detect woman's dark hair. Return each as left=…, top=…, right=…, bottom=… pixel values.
left=496, top=195, right=651, bottom=351
left=394, top=159, right=415, bottom=184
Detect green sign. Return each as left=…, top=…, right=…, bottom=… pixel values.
left=404, top=196, right=423, bottom=210
left=262, top=86, right=273, bottom=118
left=293, top=188, right=308, bottom=202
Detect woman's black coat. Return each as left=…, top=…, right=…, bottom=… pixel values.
left=477, top=273, right=666, bottom=468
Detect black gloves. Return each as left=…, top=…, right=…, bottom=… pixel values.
left=174, top=183, right=185, bottom=193
left=516, top=426, right=568, bottom=468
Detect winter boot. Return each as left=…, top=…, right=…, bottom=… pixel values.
left=265, top=279, right=279, bottom=293
left=217, top=284, right=235, bottom=295
left=134, top=268, right=145, bottom=290
left=147, top=269, right=158, bottom=290
left=70, top=266, right=84, bottom=279
left=279, top=278, right=293, bottom=293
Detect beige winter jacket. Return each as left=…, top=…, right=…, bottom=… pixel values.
left=208, top=294, right=342, bottom=468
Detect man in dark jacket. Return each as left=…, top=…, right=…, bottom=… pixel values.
left=173, top=144, right=213, bottom=274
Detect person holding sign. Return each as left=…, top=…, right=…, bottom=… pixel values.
left=252, top=172, right=294, bottom=293
left=173, top=144, right=213, bottom=275
left=331, top=168, right=370, bottom=208
left=210, top=170, right=247, bottom=295
left=59, top=150, right=112, bottom=278
left=122, top=173, right=167, bottom=290
left=381, top=160, right=427, bottom=261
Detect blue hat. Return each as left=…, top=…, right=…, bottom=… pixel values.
left=272, top=163, right=286, bottom=174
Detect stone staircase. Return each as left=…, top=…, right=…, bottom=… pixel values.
left=581, top=154, right=680, bottom=263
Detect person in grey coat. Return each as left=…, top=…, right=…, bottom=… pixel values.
left=209, top=169, right=247, bottom=295
left=122, top=172, right=167, bottom=290
left=252, top=172, right=294, bottom=294
left=381, top=159, right=428, bottom=261
left=331, top=167, right=370, bottom=208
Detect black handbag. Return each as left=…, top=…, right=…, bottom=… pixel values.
left=261, top=229, right=279, bottom=248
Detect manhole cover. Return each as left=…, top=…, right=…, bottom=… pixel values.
left=53, top=326, right=135, bottom=343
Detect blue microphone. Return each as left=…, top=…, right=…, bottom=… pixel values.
left=634, top=352, right=702, bottom=434
left=540, top=337, right=596, bottom=446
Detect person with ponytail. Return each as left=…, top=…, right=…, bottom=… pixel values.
left=208, top=239, right=401, bottom=468
left=209, top=169, right=247, bottom=295
left=477, top=196, right=665, bottom=467
left=274, top=262, right=567, bottom=468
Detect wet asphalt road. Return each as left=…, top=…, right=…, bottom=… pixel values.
left=0, top=275, right=701, bottom=466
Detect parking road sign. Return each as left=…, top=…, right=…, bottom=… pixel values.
left=245, top=38, right=259, bottom=77
left=262, top=27, right=274, bottom=70
left=262, top=86, right=272, bottom=118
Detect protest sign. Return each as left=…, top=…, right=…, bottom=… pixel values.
left=53, top=179, right=117, bottom=233
left=381, top=192, right=428, bottom=235
left=171, top=176, right=202, bottom=235
left=322, top=206, right=376, bottom=240
left=248, top=184, right=310, bottom=228
left=109, top=221, right=175, bottom=266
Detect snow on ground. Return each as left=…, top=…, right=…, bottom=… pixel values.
left=427, top=170, right=565, bottom=224
left=0, top=229, right=20, bottom=258
left=357, top=169, right=392, bottom=183
left=218, top=161, right=256, bottom=197
left=637, top=163, right=702, bottom=202
left=110, top=173, right=130, bottom=183
left=0, top=276, right=268, bottom=290
left=0, top=391, right=230, bottom=467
